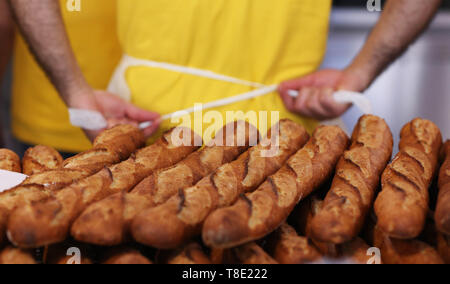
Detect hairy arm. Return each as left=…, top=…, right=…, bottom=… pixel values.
left=7, top=0, right=160, bottom=140
left=349, top=0, right=443, bottom=90
left=7, top=0, right=93, bottom=108
left=279, top=0, right=442, bottom=120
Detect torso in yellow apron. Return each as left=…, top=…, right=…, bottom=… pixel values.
left=115, top=0, right=331, bottom=142
left=13, top=0, right=331, bottom=152
left=12, top=0, right=122, bottom=152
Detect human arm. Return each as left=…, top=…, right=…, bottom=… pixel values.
left=279, top=0, right=442, bottom=120
left=7, top=0, right=160, bottom=140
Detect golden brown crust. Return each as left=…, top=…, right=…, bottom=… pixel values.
left=131, top=120, right=310, bottom=249
left=436, top=232, right=450, bottom=264
left=435, top=141, right=450, bottom=235
left=268, top=223, right=321, bottom=264
left=22, top=145, right=63, bottom=176
left=310, top=115, right=393, bottom=244
left=7, top=127, right=199, bottom=248
left=202, top=126, right=349, bottom=249
left=160, top=243, right=212, bottom=264
left=375, top=118, right=442, bottom=239
left=71, top=122, right=253, bottom=246
left=0, top=246, right=36, bottom=264
left=0, top=149, right=21, bottom=173
left=222, top=242, right=278, bottom=264
left=102, top=247, right=152, bottom=264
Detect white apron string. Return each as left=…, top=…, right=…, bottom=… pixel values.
left=70, top=54, right=373, bottom=133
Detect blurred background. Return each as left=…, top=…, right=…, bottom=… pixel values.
left=1, top=0, right=450, bottom=152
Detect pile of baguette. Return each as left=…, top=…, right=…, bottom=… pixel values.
left=0, top=116, right=449, bottom=265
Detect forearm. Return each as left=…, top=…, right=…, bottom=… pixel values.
left=7, top=0, right=92, bottom=107
left=0, top=0, right=14, bottom=82
left=346, top=0, right=442, bottom=90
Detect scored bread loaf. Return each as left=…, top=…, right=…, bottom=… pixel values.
left=159, top=243, right=212, bottom=265
left=0, top=149, right=21, bottom=173
left=435, top=141, right=450, bottom=235
left=310, top=115, right=393, bottom=244
left=102, top=247, right=153, bottom=265
left=71, top=122, right=254, bottom=246
left=7, top=127, right=199, bottom=248
left=22, top=145, right=63, bottom=176
left=221, top=242, right=278, bottom=264
left=202, top=125, right=349, bottom=249
left=375, top=118, right=442, bottom=239
left=267, top=223, right=321, bottom=264
left=0, top=125, right=145, bottom=246
left=0, top=246, right=36, bottom=264
left=131, top=120, right=310, bottom=249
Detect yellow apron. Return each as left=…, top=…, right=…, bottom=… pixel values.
left=116, top=0, right=331, bottom=142
left=12, top=0, right=122, bottom=152
left=13, top=0, right=331, bottom=152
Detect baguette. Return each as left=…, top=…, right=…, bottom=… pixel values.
left=375, top=118, right=442, bottom=239
left=202, top=125, right=349, bottom=249
left=102, top=247, right=153, bottom=264
left=7, top=127, right=199, bottom=248
left=294, top=196, right=339, bottom=257
left=0, top=206, right=7, bottom=246
left=310, top=115, right=393, bottom=244
left=222, top=242, right=278, bottom=264
left=22, top=145, right=63, bottom=176
left=267, top=223, right=321, bottom=264
left=0, top=246, right=36, bottom=264
left=0, top=125, right=144, bottom=246
left=159, top=243, right=212, bottom=264
left=437, top=232, right=450, bottom=264
left=0, top=149, right=21, bottom=172
left=131, top=120, right=310, bottom=249
left=435, top=141, right=450, bottom=235
left=71, top=122, right=254, bottom=246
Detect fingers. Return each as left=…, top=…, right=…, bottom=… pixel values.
left=281, top=87, right=351, bottom=120
left=125, top=103, right=161, bottom=122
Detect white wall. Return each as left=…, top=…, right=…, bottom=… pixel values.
left=323, top=9, right=450, bottom=150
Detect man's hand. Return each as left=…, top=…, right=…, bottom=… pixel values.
left=70, top=89, right=161, bottom=141
left=278, top=69, right=368, bottom=120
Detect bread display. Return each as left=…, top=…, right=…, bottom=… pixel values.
left=435, top=141, right=450, bottom=235
left=0, top=125, right=145, bottom=248
left=131, top=120, right=310, bottom=249
left=7, top=127, right=199, bottom=248
left=202, top=125, right=349, bottom=249
left=22, top=145, right=63, bottom=176
left=267, top=223, right=321, bottom=264
left=0, top=149, right=21, bottom=173
left=71, top=122, right=254, bottom=246
left=0, top=116, right=447, bottom=265
left=310, top=115, right=393, bottom=244
left=375, top=119, right=442, bottom=239
left=0, top=247, right=36, bottom=264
